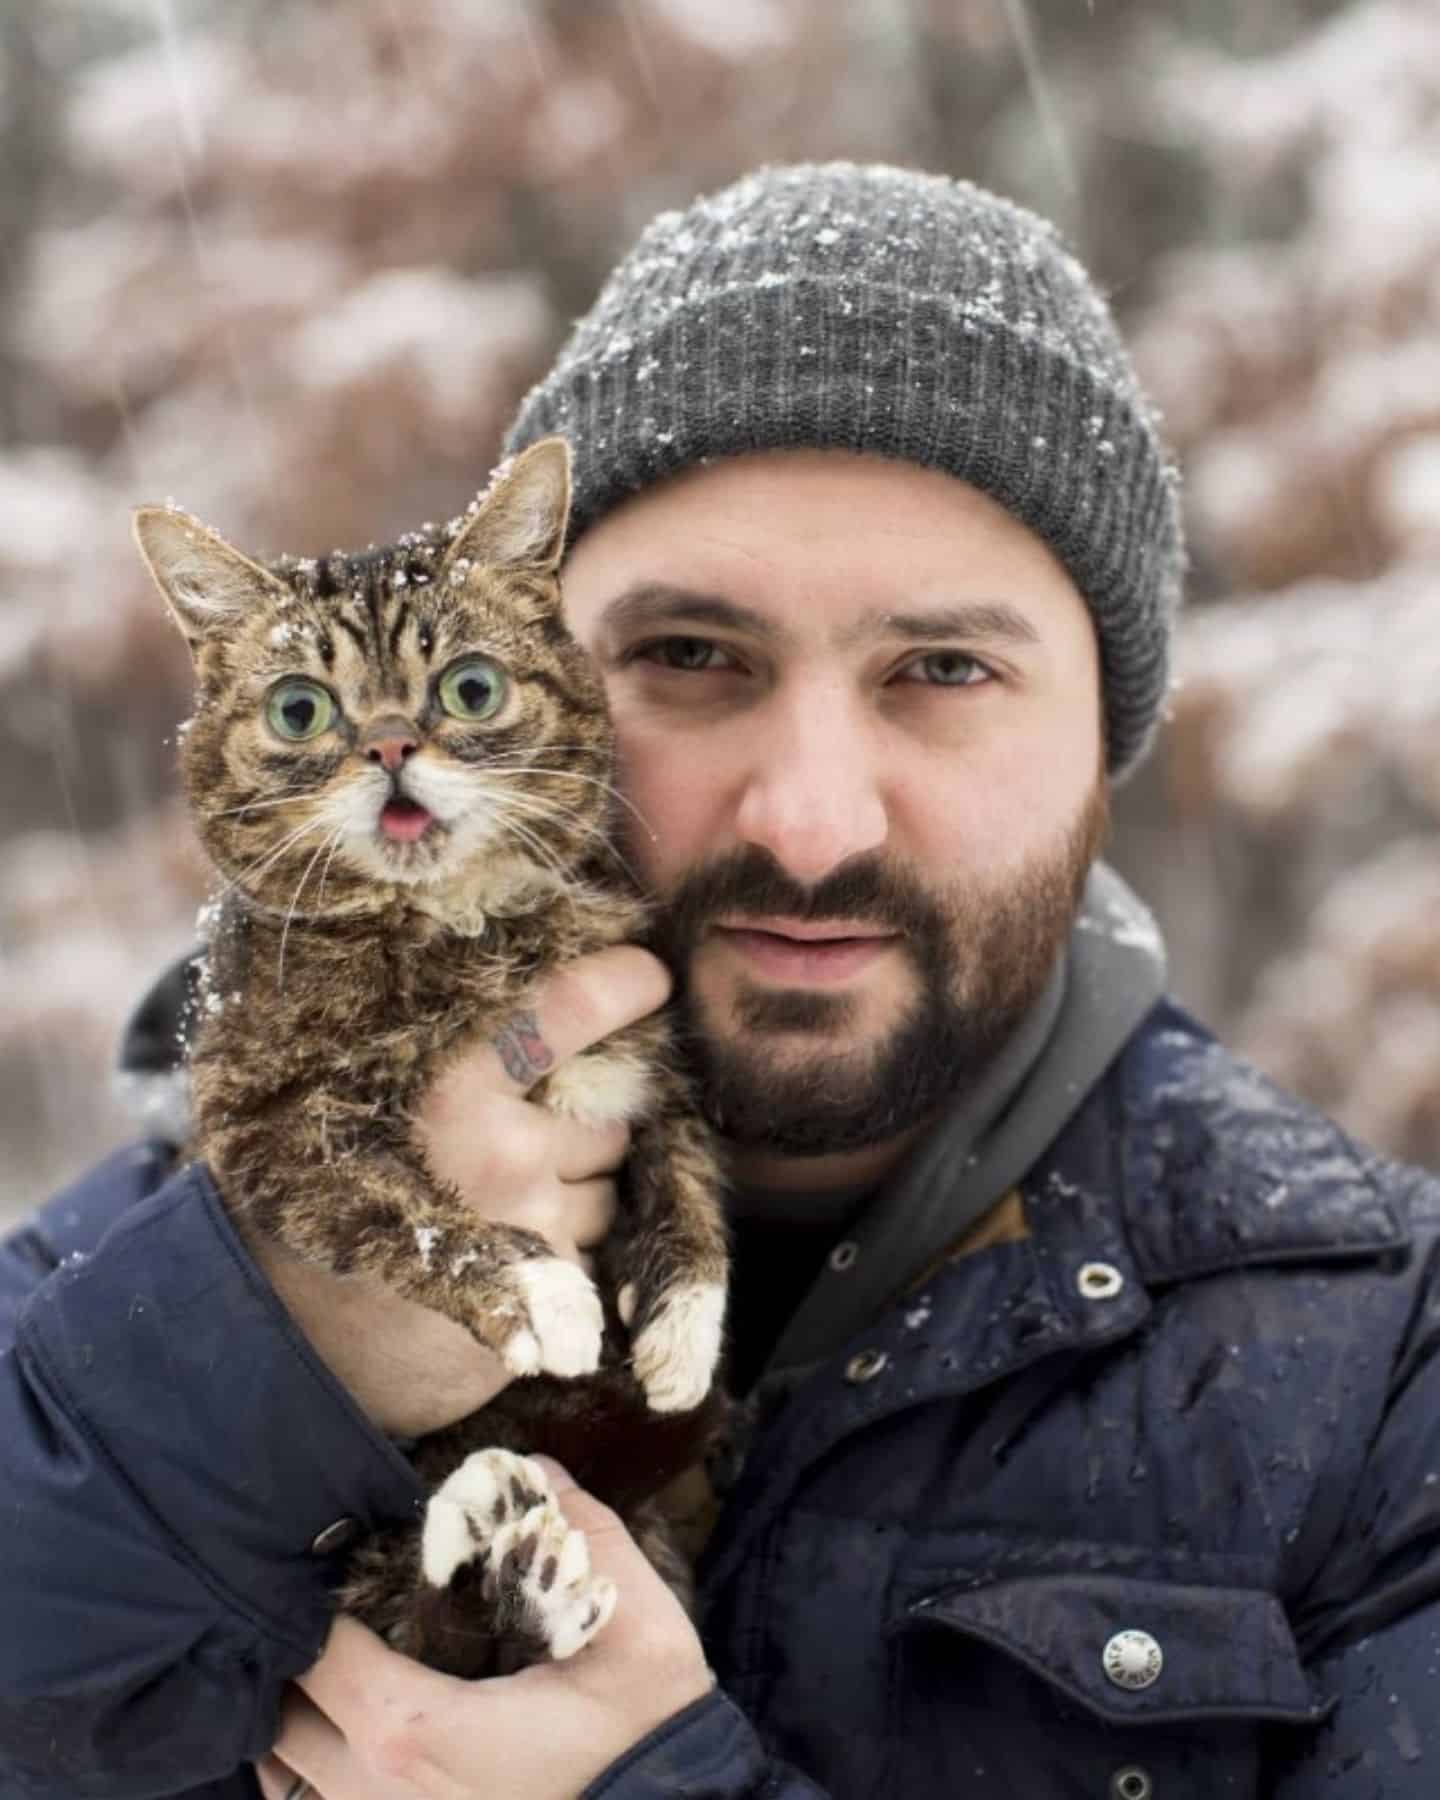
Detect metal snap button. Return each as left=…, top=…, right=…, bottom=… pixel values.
left=1102, top=1629, right=1163, bottom=1690
left=844, top=1348, right=888, bottom=1384
left=829, top=1239, right=859, bottom=1272
left=309, top=1516, right=361, bottom=1555
left=1111, top=1768, right=1153, bottom=1800
left=1078, top=1261, right=1125, bottom=1301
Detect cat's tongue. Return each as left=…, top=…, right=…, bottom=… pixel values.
left=379, top=797, right=433, bottom=842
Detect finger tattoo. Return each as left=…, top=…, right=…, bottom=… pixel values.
left=494, top=1009, right=555, bottom=1083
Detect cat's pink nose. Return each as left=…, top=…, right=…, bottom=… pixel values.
left=360, top=718, right=419, bottom=772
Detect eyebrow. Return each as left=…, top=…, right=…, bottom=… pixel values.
left=845, top=603, right=1041, bottom=650
left=597, top=584, right=782, bottom=644
left=596, top=582, right=1042, bottom=651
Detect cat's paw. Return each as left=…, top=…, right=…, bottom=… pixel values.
left=624, top=1279, right=726, bottom=1413
left=422, top=1449, right=617, bottom=1661
left=497, top=1256, right=604, bottom=1379
left=540, top=1045, right=654, bottom=1129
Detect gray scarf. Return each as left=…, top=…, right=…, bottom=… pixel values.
left=760, top=861, right=1166, bottom=1381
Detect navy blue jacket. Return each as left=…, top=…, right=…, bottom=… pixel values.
left=4, top=998, right=1440, bottom=1798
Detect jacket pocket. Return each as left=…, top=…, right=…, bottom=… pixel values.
left=889, top=1572, right=1329, bottom=1799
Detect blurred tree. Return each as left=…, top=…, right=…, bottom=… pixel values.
left=1, top=0, right=1435, bottom=1209
left=1133, top=0, right=1440, bottom=1167
left=0, top=6, right=58, bottom=443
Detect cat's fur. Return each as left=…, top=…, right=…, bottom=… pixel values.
left=133, top=438, right=728, bottom=1675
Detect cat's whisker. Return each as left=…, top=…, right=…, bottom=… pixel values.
left=480, top=784, right=644, bottom=883
left=512, top=811, right=639, bottom=886
left=316, top=824, right=348, bottom=908
left=486, top=805, right=574, bottom=892
left=484, top=742, right=611, bottom=761
left=229, top=816, right=329, bottom=885
left=204, top=791, right=318, bottom=820
left=216, top=830, right=318, bottom=899
left=475, top=788, right=610, bottom=859
left=486, top=792, right=628, bottom=865
left=489, top=810, right=570, bottom=885
left=484, top=764, right=658, bottom=844
left=211, top=815, right=331, bottom=908
left=277, top=828, right=339, bottom=987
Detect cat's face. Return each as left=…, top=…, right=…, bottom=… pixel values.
left=136, top=439, right=613, bottom=918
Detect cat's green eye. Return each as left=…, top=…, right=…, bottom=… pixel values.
left=265, top=679, right=335, bottom=742
left=438, top=657, right=508, bottom=722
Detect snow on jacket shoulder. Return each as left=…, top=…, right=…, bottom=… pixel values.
left=4, top=999, right=1440, bottom=1798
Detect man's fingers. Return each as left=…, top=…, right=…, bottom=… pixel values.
left=552, top=1116, right=630, bottom=1182
left=556, top=1178, right=618, bottom=1252
left=535, top=1457, right=645, bottom=1548
left=428, top=1105, right=625, bottom=1198
left=527, top=1459, right=716, bottom=1713
left=532, top=1457, right=692, bottom=1625
left=512, top=1182, right=616, bottom=1271
left=296, top=1615, right=447, bottom=1723
left=253, top=1757, right=301, bottom=1800
left=262, top=1686, right=348, bottom=1799
left=433, top=946, right=671, bottom=1104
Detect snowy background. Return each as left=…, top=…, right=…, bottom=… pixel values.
left=4, top=0, right=1439, bottom=1220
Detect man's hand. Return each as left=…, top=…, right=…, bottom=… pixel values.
left=246, top=946, right=672, bottom=1436
left=254, top=1460, right=713, bottom=1800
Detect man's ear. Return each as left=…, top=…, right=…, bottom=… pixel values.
left=132, top=506, right=286, bottom=651
left=441, top=437, right=573, bottom=580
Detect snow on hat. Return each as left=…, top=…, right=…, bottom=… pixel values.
left=506, top=161, right=1185, bottom=775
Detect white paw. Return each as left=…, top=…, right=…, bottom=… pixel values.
left=630, top=1280, right=726, bottom=1413
left=508, top=1503, right=618, bottom=1660
left=501, top=1257, right=603, bottom=1379
left=421, top=1449, right=616, bottom=1660
left=422, top=1448, right=545, bottom=1587
left=541, top=1047, right=654, bottom=1128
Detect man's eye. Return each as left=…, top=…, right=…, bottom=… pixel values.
left=637, top=637, right=732, bottom=672
left=898, top=651, right=991, bottom=687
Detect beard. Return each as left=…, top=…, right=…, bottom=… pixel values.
left=648, top=779, right=1109, bottom=1156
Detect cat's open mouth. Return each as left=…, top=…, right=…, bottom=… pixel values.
left=379, top=796, right=435, bottom=844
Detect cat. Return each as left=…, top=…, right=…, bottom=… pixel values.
left=132, top=436, right=729, bottom=1676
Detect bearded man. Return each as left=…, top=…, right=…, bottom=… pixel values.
left=4, top=164, right=1439, bottom=1800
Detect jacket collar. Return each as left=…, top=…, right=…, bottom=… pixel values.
left=811, top=995, right=1410, bottom=1410
left=1107, top=999, right=1408, bottom=1283
left=700, top=1000, right=1409, bottom=1600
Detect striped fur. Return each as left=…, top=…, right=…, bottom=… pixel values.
left=134, top=438, right=729, bottom=1674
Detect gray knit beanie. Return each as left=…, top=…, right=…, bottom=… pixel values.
left=506, top=161, right=1184, bottom=775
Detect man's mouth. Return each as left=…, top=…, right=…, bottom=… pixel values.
left=711, top=917, right=897, bottom=984
left=378, top=796, right=435, bottom=843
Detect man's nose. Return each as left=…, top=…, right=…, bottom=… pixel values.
left=359, top=716, right=420, bottom=773
left=733, top=685, right=887, bottom=884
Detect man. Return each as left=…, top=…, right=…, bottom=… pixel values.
left=3, top=163, right=1438, bottom=1800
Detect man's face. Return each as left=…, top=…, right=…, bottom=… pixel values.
left=561, top=450, right=1106, bottom=1167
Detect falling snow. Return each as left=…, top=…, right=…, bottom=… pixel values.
left=3, top=2, right=1440, bottom=1215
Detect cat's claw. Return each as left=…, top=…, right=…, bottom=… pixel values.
left=422, top=1449, right=617, bottom=1661
left=500, top=1257, right=604, bottom=1379
left=630, top=1279, right=726, bottom=1413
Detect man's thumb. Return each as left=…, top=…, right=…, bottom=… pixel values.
left=531, top=1455, right=698, bottom=1652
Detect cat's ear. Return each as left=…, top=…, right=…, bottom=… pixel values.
left=443, top=437, right=573, bottom=579
left=132, top=505, right=286, bottom=649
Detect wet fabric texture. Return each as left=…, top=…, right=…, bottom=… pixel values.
left=4, top=1002, right=1440, bottom=1797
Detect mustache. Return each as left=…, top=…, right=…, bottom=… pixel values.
left=648, top=846, right=948, bottom=962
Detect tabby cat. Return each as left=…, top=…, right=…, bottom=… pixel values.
left=133, top=437, right=728, bottom=1675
